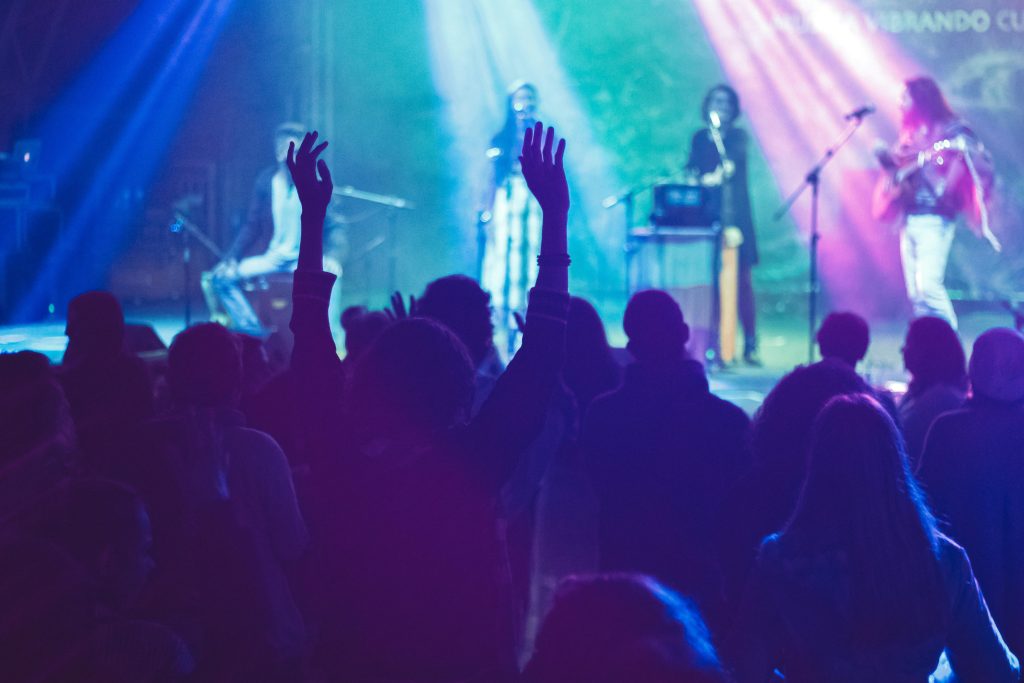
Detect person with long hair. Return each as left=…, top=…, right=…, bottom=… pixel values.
left=872, top=76, right=996, bottom=328
left=479, top=81, right=542, bottom=349
left=687, top=84, right=761, bottom=366
left=729, top=394, right=1018, bottom=682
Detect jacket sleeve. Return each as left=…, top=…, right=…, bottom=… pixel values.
left=289, top=269, right=345, bottom=465
left=944, top=540, right=1020, bottom=682
left=464, top=286, right=569, bottom=490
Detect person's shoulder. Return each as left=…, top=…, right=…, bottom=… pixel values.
left=927, top=405, right=975, bottom=438
left=729, top=126, right=750, bottom=142
left=707, top=391, right=749, bottom=421
left=944, top=119, right=975, bottom=139
left=231, top=424, right=285, bottom=452
left=582, top=386, right=626, bottom=427
left=934, top=533, right=972, bottom=584
left=226, top=424, right=290, bottom=473
left=754, top=532, right=785, bottom=569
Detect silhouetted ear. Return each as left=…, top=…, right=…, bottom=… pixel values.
left=680, top=322, right=691, bottom=346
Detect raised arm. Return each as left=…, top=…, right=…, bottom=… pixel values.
left=468, top=122, right=571, bottom=487
left=286, top=132, right=345, bottom=456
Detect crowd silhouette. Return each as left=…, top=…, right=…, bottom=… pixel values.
left=1, top=122, right=1021, bottom=682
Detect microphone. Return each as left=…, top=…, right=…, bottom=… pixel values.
left=708, top=111, right=722, bottom=129
left=844, top=104, right=876, bottom=120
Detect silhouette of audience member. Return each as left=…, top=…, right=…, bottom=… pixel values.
left=816, top=311, right=870, bottom=368
left=3, top=478, right=194, bottom=682
left=340, top=305, right=389, bottom=361
left=0, top=350, right=75, bottom=521
left=523, top=573, right=729, bottom=683
left=730, top=394, right=1019, bottom=682
left=581, top=289, right=750, bottom=629
left=59, top=291, right=154, bottom=461
left=563, top=296, right=621, bottom=413
left=898, top=316, right=968, bottom=467
left=918, top=327, right=1024, bottom=658
left=416, top=274, right=505, bottom=411
left=719, top=355, right=870, bottom=606
left=286, top=124, right=571, bottom=681
left=137, top=322, right=309, bottom=680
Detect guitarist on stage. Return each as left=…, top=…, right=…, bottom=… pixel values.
left=872, top=76, right=996, bottom=329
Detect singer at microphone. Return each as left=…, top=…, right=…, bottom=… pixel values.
left=844, top=104, right=876, bottom=120
left=686, top=83, right=762, bottom=367
left=477, top=80, right=544, bottom=349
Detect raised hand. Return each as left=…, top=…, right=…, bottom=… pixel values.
left=385, top=291, right=416, bottom=321
left=519, top=121, right=569, bottom=216
left=287, top=131, right=333, bottom=216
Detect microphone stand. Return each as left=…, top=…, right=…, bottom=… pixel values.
left=773, top=113, right=868, bottom=363
left=170, top=212, right=225, bottom=328
left=332, top=185, right=414, bottom=295
left=604, top=169, right=686, bottom=297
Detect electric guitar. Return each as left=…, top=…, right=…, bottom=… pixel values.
left=873, top=135, right=1000, bottom=251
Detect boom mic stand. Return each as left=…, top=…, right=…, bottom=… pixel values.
left=773, top=112, right=869, bottom=363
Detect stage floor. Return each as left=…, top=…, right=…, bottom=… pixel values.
left=2, top=305, right=1014, bottom=416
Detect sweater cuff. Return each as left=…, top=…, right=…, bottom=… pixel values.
left=292, top=269, right=336, bottom=304
left=527, top=287, right=570, bottom=323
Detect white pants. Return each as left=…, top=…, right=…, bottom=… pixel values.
left=901, top=214, right=957, bottom=328
left=483, top=176, right=542, bottom=327
left=202, top=251, right=343, bottom=343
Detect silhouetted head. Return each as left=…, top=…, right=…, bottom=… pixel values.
left=0, top=351, right=74, bottom=462
left=702, top=84, right=741, bottom=127
left=564, top=297, right=620, bottom=409
left=901, top=76, right=954, bottom=130
left=63, top=291, right=125, bottom=366
left=168, top=323, right=243, bottom=408
left=902, top=316, right=967, bottom=394
left=752, top=359, right=868, bottom=477
left=29, top=478, right=154, bottom=609
left=817, top=311, right=870, bottom=367
left=340, top=306, right=391, bottom=360
left=275, top=121, right=306, bottom=164
left=969, top=327, right=1024, bottom=403
left=350, top=317, right=475, bottom=439
left=525, top=573, right=727, bottom=683
left=624, top=290, right=690, bottom=364
left=416, top=275, right=495, bottom=367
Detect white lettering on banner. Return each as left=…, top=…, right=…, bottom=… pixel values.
left=996, top=10, right=1024, bottom=32
left=874, top=10, right=991, bottom=34
left=765, top=8, right=1020, bottom=35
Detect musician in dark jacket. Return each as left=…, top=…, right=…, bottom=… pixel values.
left=687, top=84, right=760, bottom=365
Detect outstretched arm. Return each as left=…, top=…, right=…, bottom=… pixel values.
left=286, top=132, right=345, bottom=458
left=520, top=121, right=569, bottom=293
left=469, top=122, right=571, bottom=487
